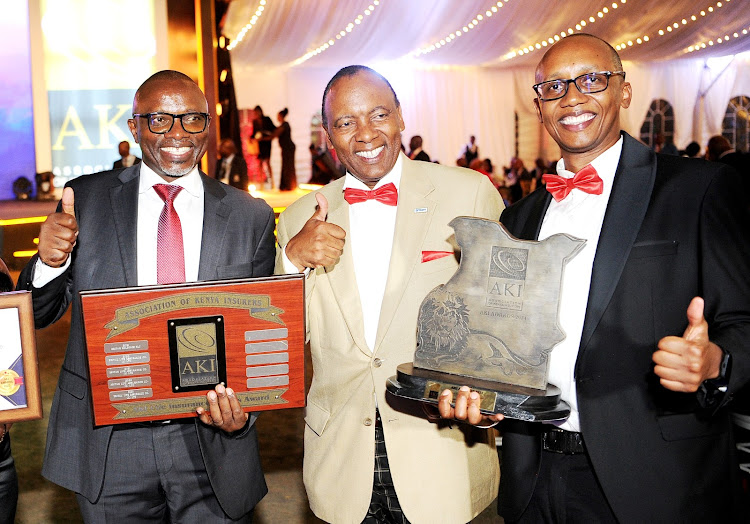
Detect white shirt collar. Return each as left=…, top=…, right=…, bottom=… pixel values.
left=138, top=162, right=203, bottom=198
left=556, top=135, right=624, bottom=183
left=343, top=153, right=403, bottom=191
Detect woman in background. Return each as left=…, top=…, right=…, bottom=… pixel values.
left=275, top=108, right=297, bottom=191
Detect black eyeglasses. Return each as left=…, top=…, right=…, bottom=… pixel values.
left=533, top=71, right=626, bottom=101
left=132, top=112, right=210, bottom=134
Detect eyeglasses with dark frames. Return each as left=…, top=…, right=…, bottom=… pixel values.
left=132, top=112, right=210, bottom=134
left=533, top=71, right=626, bottom=101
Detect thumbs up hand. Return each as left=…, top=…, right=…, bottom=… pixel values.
left=38, top=187, right=79, bottom=268
left=653, top=297, right=724, bottom=392
left=285, top=193, right=346, bottom=271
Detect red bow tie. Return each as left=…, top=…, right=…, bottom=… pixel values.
left=543, top=164, right=603, bottom=202
left=343, top=183, right=398, bottom=206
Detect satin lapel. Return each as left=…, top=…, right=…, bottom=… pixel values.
left=321, top=182, right=370, bottom=355
left=578, top=134, right=657, bottom=353
left=374, top=158, right=435, bottom=353
left=521, top=190, right=552, bottom=240
left=198, top=173, right=230, bottom=281
left=110, top=166, right=140, bottom=286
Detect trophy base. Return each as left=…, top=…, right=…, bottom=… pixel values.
left=386, top=363, right=570, bottom=422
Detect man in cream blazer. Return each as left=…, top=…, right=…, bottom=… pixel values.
left=276, top=65, right=502, bottom=523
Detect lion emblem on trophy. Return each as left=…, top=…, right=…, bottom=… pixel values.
left=415, top=288, right=471, bottom=365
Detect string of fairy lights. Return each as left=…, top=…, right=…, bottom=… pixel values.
left=613, top=0, right=735, bottom=53
left=289, top=1, right=382, bottom=66
left=226, top=0, right=267, bottom=51
left=226, top=0, right=746, bottom=64
left=411, top=1, right=512, bottom=58
left=504, top=1, right=629, bottom=61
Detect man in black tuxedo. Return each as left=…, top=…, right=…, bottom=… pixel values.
left=215, top=137, right=249, bottom=190
left=18, top=70, right=274, bottom=522
left=440, top=34, right=750, bottom=522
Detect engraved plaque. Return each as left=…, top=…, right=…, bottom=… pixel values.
left=104, top=340, right=149, bottom=353
left=106, top=364, right=151, bottom=378
left=80, top=276, right=306, bottom=425
left=386, top=218, right=585, bottom=421
left=105, top=353, right=150, bottom=366
left=168, top=316, right=227, bottom=393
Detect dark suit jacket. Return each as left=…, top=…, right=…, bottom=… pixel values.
left=112, top=156, right=141, bottom=169
left=498, top=133, right=750, bottom=523
left=17, top=165, right=276, bottom=519
left=214, top=154, right=249, bottom=190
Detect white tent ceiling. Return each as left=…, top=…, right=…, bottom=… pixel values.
left=221, top=0, right=750, bottom=183
left=223, top=0, right=750, bottom=70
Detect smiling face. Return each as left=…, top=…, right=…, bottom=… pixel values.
left=128, top=77, right=210, bottom=182
left=323, top=71, right=405, bottom=188
left=534, top=35, right=631, bottom=172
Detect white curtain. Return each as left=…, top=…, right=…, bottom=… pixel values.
left=232, top=51, right=750, bottom=182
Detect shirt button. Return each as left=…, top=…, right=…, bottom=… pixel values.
left=364, top=418, right=373, bottom=426
left=373, top=358, right=383, bottom=368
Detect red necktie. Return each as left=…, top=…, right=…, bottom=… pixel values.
left=153, top=184, right=185, bottom=284
left=343, top=183, right=398, bottom=206
left=543, top=164, right=603, bottom=202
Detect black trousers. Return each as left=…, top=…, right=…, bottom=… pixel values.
left=511, top=450, right=617, bottom=524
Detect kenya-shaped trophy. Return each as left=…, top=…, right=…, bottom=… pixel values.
left=386, top=217, right=584, bottom=421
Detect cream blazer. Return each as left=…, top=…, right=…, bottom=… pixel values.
left=275, top=155, right=503, bottom=524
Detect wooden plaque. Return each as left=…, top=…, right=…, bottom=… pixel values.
left=0, top=291, right=43, bottom=423
left=80, top=275, right=305, bottom=426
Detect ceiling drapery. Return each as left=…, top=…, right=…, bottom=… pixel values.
left=224, top=0, right=750, bottom=70
left=222, top=1, right=750, bottom=183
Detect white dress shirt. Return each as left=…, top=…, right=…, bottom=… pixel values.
left=281, top=155, right=403, bottom=352
left=538, top=137, right=623, bottom=432
left=344, top=156, right=402, bottom=351
left=34, top=163, right=205, bottom=287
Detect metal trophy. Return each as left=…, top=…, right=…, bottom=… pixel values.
left=386, top=217, right=585, bottom=421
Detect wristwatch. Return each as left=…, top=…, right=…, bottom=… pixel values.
left=697, top=348, right=732, bottom=407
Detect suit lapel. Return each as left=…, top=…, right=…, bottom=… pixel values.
left=198, top=173, right=231, bottom=281
left=321, top=181, right=370, bottom=355
left=374, top=157, right=435, bottom=353
left=523, top=190, right=552, bottom=240
left=578, top=133, right=657, bottom=353
left=110, top=166, right=140, bottom=286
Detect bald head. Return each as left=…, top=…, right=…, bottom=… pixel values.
left=536, top=33, right=622, bottom=83
left=133, top=70, right=208, bottom=115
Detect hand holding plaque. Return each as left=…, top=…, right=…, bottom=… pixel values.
left=386, top=217, right=585, bottom=421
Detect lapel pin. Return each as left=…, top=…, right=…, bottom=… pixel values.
left=414, top=207, right=427, bottom=213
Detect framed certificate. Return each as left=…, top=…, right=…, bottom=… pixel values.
left=80, top=275, right=306, bottom=426
left=0, top=291, right=43, bottom=423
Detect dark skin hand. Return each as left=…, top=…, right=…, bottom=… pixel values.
left=285, top=193, right=346, bottom=271
left=196, top=384, right=249, bottom=433
left=653, top=297, right=723, bottom=391
left=437, top=386, right=504, bottom=426
left=38, top=187, right=78, bottom=268
left=438, top=297, right=722, bottom=426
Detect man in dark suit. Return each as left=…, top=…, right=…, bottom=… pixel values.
left=112, top=140, right=141, bottom=169
left=440, top=34, right=750, bottom=522
left=18, top=70, right=275, bottom=522
left=407, top=135, right=431, bottom=162
left=215, top=137, right=249, bottom=190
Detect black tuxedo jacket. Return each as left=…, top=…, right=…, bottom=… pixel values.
left=17, top=165, right=275, bottom=519
left=214, top=154, right=249, bottom=190
left=498, top=133, right=750, bottom=522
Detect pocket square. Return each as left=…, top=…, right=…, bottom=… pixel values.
left=421, top=251, right=453, bottom=263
